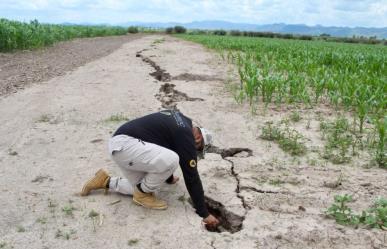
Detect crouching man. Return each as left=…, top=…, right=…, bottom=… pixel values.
left=81, top=110, right=219, bottom=228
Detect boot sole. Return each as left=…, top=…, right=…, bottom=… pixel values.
left=133, top=198, right=168, bottom=210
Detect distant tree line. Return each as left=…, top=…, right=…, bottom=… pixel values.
left=185, top=29, right=386, bottom=45
left=127, top=24, right=386, bottom=46
left=165, top=26, right=187, bottom=34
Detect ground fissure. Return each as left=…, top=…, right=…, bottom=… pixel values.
left=136, top=50, right=171, bottom=82
left=136, top=49, right=205, bottom=110
left=198, top=146, right=254, bottom=233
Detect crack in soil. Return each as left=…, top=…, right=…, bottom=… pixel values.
left=239, top=186, right=282, bottom=194
left=225, top=157, right=250, bottom=210
left=155, top=83, right=204, bottom=110
left=172, top=73, right=223, bottom=82
left=189, top=196, right=244, bottom=234
left=206, top=146, right=253, bottom=158
left=136, top=50, right=205, bottom=110
left=197, top=146, right=254, bottom=233
left=136, top=50, right=171, bottom=82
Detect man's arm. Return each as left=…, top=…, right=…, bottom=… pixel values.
left=174, top=129, right=209, bottom=218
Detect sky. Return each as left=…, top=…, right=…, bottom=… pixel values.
left=1, top=0, right=387, bottom=28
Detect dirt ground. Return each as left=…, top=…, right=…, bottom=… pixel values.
left=0, top=34, right=142, bottom=96
left=0, top=35, right=386, bottom=249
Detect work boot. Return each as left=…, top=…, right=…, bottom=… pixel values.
left=80, top=169, right=110, bottom=196
left=133, top=187, right=168, bottom=210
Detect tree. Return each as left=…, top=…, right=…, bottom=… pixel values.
left=174, top=26, right=186, bottom=34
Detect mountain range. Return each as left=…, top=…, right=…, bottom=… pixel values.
left=120, top=20, right=387, bottom=39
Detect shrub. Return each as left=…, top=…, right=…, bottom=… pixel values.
left=213, top=30, right=227, bottom=36
left=230, top=30, right=241, bottom=36
left=174, top=26, right=186, bottom=34
left=127, top=26, right=138, bottom=33
left=165, top=27, right=174, bottom=34
left=299, top=35, right=313, bottom=40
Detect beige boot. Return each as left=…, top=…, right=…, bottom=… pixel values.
left=133, top=187, right=168, bottom=210
left=80, top=169, right=110, bottom=196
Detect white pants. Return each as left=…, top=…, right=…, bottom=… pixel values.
left=108, top=135, right=179, bottom=194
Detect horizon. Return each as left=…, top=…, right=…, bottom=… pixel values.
left=1, top=0, right=387, bottom=28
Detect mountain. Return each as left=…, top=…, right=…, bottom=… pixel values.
left=120, top=20, right=387, bottom=39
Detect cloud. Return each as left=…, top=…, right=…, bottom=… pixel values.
left=0, top=0, right=386, bottom=27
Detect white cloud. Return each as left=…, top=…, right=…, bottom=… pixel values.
left=0, top=0, right=386, bottom=27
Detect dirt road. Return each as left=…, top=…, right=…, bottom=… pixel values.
left=0, top=35, right=386, bottom=249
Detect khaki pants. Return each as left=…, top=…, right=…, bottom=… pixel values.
left=108, top=135, right=179, bottom=194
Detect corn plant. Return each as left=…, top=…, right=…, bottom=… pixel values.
left=0, top=18, right=127, bottom=52
left=178, top=34, right=387, bottom=168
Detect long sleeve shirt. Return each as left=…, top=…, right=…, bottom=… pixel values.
left=113, top=110, right=209, bottom=218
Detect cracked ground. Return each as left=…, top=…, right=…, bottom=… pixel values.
left=0, top=35, right=386, bottom=249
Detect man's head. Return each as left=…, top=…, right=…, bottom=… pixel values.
left=192, top=127, right=213, bottom=152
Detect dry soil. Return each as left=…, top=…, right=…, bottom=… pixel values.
left=0, top=35, right=386, bottom=249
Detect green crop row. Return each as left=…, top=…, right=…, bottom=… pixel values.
left=0, top=18, right=128, bottom=52
left=177, top=34, right=386, bottom=167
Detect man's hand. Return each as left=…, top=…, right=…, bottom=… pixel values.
left=203, top=214, right=219, bottom=229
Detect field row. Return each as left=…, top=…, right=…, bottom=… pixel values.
left=0, top=19, right=128, bottom=52
left=179, top=34, right=386, bottom=168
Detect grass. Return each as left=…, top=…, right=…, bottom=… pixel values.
left=55, top=229, right=76, bottom=240
left=261, top=122, right=307, bottom=156
left=36, top=114, right=52, bottom=123
left=0, top=18, right=127, bottom=52
left=128, top=239, right=139, bottom=246
left=289, top=111, right=302, bottom=122
left=36, top=217, right=47, bottom=224
left=104, top=113, right=129, bottom=123
left=178, top=195, right=187, bottom=203
left=62, top=203, right=76, bottom=216
left=320, top=117, right=356, bottom=164
left=16, top=225, right=25, bottom=232
left=88, top=209, right=99, bottom=232
left=152, top=38, right=165, bottom=44
left=268, top=178, right=285, bottom=186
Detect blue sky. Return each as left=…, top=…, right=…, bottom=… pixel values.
left=1, top=0, right=386, bottom=27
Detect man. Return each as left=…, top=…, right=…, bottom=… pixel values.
left=80, top=110, right=219, bottom=228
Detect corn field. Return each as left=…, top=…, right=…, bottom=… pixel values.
left=0, top=19, right=127, bottom=52
left=179, top=34, right=386, bottom=167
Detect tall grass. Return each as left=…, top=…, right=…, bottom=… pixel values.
left=178, top=34, right=386, bottom=167
left=0, top=19, right=127, bottom=52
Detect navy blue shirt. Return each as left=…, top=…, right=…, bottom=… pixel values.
left=113, top=110, right=209, bottom=218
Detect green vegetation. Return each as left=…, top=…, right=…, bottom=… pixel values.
left=373, top=116, right=386, bottom=168
left=166, top=25, right=187, bottom=34
left=36, top=114, right=52, bottom=123
left=16, top=225, right=25, bottom=232
left=186, top=29, right=385, bottom=45
left=326, top=195, right=387, bottom=229
left=36, top=217, right=47, bottom=224
left=0, top=18, right=127, bottom=52
left=62, top=203, right=76, bottom=216
left=178, top=34, right=386, bottom=167
left=127, top=26, right=139, bottom=33
left=320, top=117, right=356, bottom=164
left=261, top=122, right=307, bottom=156
left=128, top=239, right=139, bottom=246
left=105, top=113, right=129, bottom=123
left=289, top=111, right=302, bottom=122
left=55, top=229, right=76, bottom=240
left=88, top=209, right=99, bottom=232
